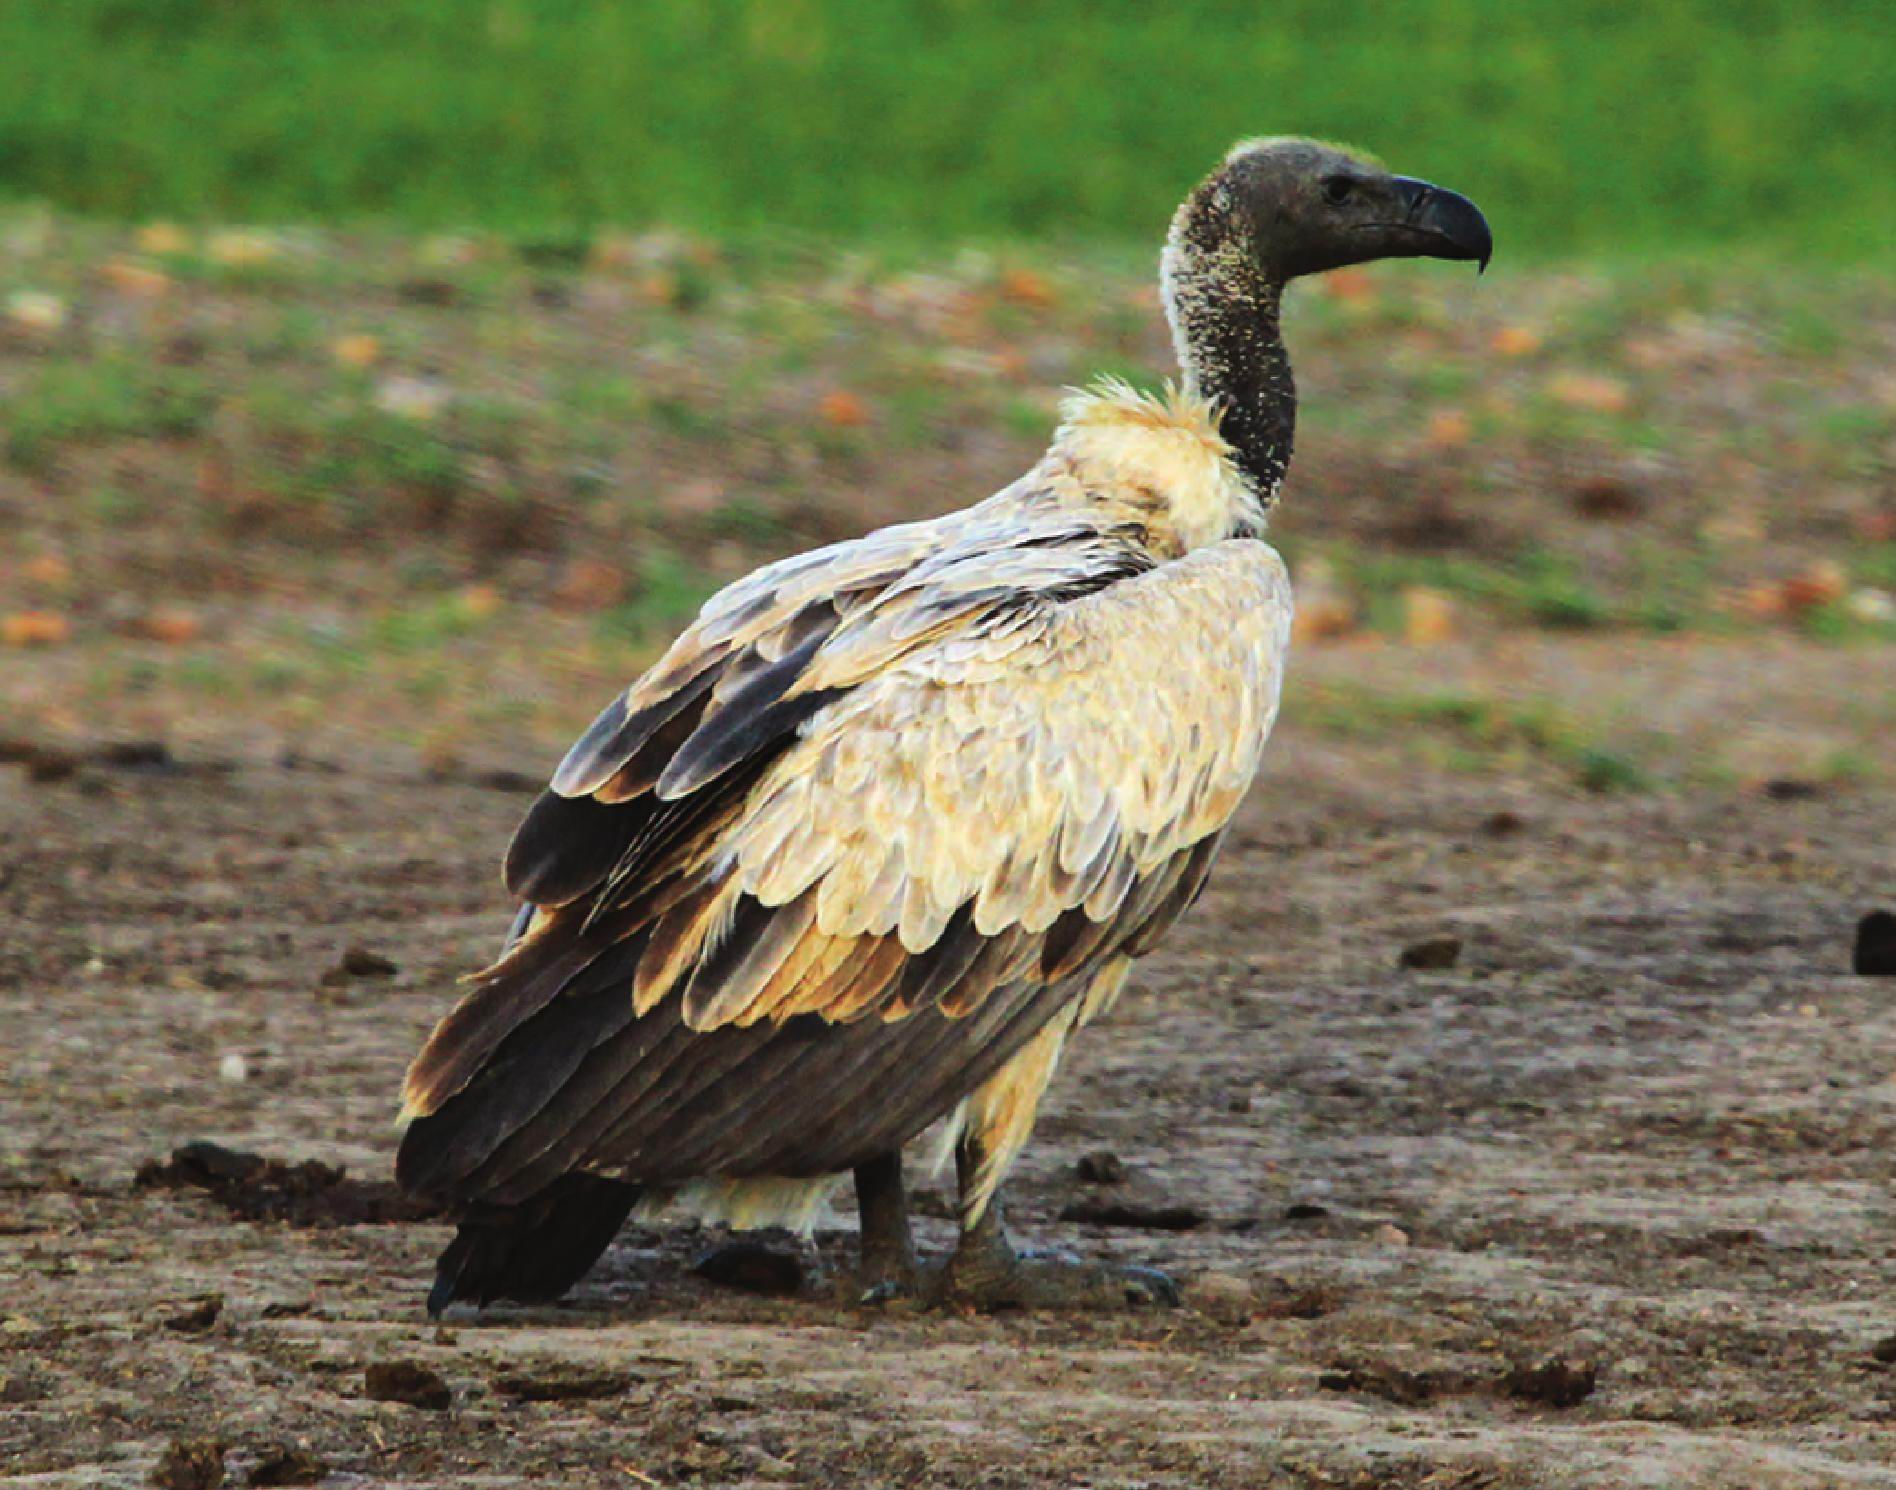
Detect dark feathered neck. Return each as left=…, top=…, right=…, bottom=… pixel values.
left=1160, top=196, right=1294, bottom=507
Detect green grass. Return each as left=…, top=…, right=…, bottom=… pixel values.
left=1307, top=547, right=1718, bottom=637
left=594, top=549, right=723, bottom=647
left=1298, top=682, right=1656, bottom=791
left=0, top=1, right=1888, bottom=261
left=5, top=358, right=217, bottom=471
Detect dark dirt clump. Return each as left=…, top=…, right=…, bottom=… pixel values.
left=150, top=1440, right=225, bottom=1490
left=245, top=1445, right=328, bottom=1486
left=134, top=1142, right=440, bottom=1226
left=362, top=1361, right=451, bottom=1411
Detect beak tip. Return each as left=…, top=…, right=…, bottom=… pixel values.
left=1392, top=176, right=1493, bottom=274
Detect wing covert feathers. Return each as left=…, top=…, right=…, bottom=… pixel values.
left=401, top=410, right=1291, bottom=1205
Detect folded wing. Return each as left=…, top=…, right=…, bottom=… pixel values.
left=397, top=524, right=1290, bottom=1210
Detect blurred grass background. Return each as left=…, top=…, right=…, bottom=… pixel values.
left=2, top=0, right=1890, bottom=260
left=2, top=1, right=1892, bottom=791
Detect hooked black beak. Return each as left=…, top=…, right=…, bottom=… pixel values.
left=1387, top=176, right=1493, bottom=272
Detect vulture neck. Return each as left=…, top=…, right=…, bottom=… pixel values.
left=1161, top=227, right=1294, bottom=507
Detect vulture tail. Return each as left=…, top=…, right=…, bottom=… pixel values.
left=426, top=1173, right=642, bottom=1316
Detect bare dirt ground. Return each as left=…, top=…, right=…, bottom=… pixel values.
left=6, top=677, right=1895, bottom=1489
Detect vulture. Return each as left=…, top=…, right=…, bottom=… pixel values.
left=397, top=137, right=1491, bottom=1312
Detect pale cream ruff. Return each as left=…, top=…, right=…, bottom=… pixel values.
left=1049, top=378, right=1265, bottom=553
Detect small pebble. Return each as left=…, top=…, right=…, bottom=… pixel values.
left=247, top=1445, right=329, bottom=1486
left=1855, top=911, right=1896, bottom=976
left=1372, top=1223, right=1411, bottom=1248
left=1057, top=1199, right=1206, bottom=1232
left=692, top=1240, right=806, bottom=1296
left=151, top=1439, right=225, bottom=1490
left=1500, top=1355, right=1598, bottom=1408
left=364, top=1360, right=451, bottom=1410
left=1186, top=1271, right=1257, bottom=1324
left=1399, top=935, right=1462, bottom=971
left=326, top=946, right=399, bottom=983
left=163, top=1295, right=223, bottom=1334
left=1870, top=1334, right=1896, bottom=1365
left=218, top=1053, right=249, bottom=1084
left=0, top=1368, right=49, bottom=1403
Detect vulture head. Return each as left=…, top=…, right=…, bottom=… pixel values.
left=1162, top=137, right=1492, bottom=497
left=1176, top=136, right=1492, bottom=284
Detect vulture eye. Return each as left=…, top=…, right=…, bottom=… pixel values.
left=1321, top=176, right=1354, bottom=206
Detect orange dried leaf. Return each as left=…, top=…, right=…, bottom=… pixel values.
left=998, top=268, right=1056, bottom=309
left=24, top=555, right=72, bottom=588
left=1291, top=595, right=1356, bottom=644
left=1780, top=562, right=1847, bottom=615
left=3, top=611, right=71, bottom=647
left=1853, top=511, right=1896, bottom=544
left=101, top=258, right=171, bottom=298
left=1490, top=325, right=1542, bottom=357
left=1402, top=587, right=1457, bottom=646
left=818, top=390, right=870, bottom=428
left=1733, top=582, right=1786, bottom=619
left=634, top=272, right=680, bottom=306
left=132, top=609, right=202, bottom=645
left=332, top=333, right=381, bottom=369
left=1548, top=373, right=1631, bottom=415
left=459, top=585, right=504, bottom=619
left=1426, top=409, right=1471, bottom=449
left=554, top=559, right=624, bottom=611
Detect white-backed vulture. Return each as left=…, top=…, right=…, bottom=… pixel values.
left=396, top=137, right=1492, bottom=1312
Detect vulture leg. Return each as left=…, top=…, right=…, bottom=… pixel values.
left=938, top=1128, right=1178, bottom=1310
left=852, top=1151, right=919, bottom=1296
left=934, top=1012, right=1179, bottom=1311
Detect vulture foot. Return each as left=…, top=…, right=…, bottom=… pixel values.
left=936, top=1212, right=1179, bottom=1311
left=944, top=1254, right=1179, bottom=1311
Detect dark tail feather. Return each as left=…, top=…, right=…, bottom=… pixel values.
left=426, top=1173, right=641, bottom=1316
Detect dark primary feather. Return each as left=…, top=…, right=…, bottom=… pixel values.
left=425, top=1172, right=642, bottom=1315
left=398, top=839, right=1202, bottom=1210
left=505, top=790, right=640, bottom=907
left=401, top=942, right=1085, bottom=1206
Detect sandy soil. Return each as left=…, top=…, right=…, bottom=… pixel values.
left=5, top=679, right=1896, bottom=1490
